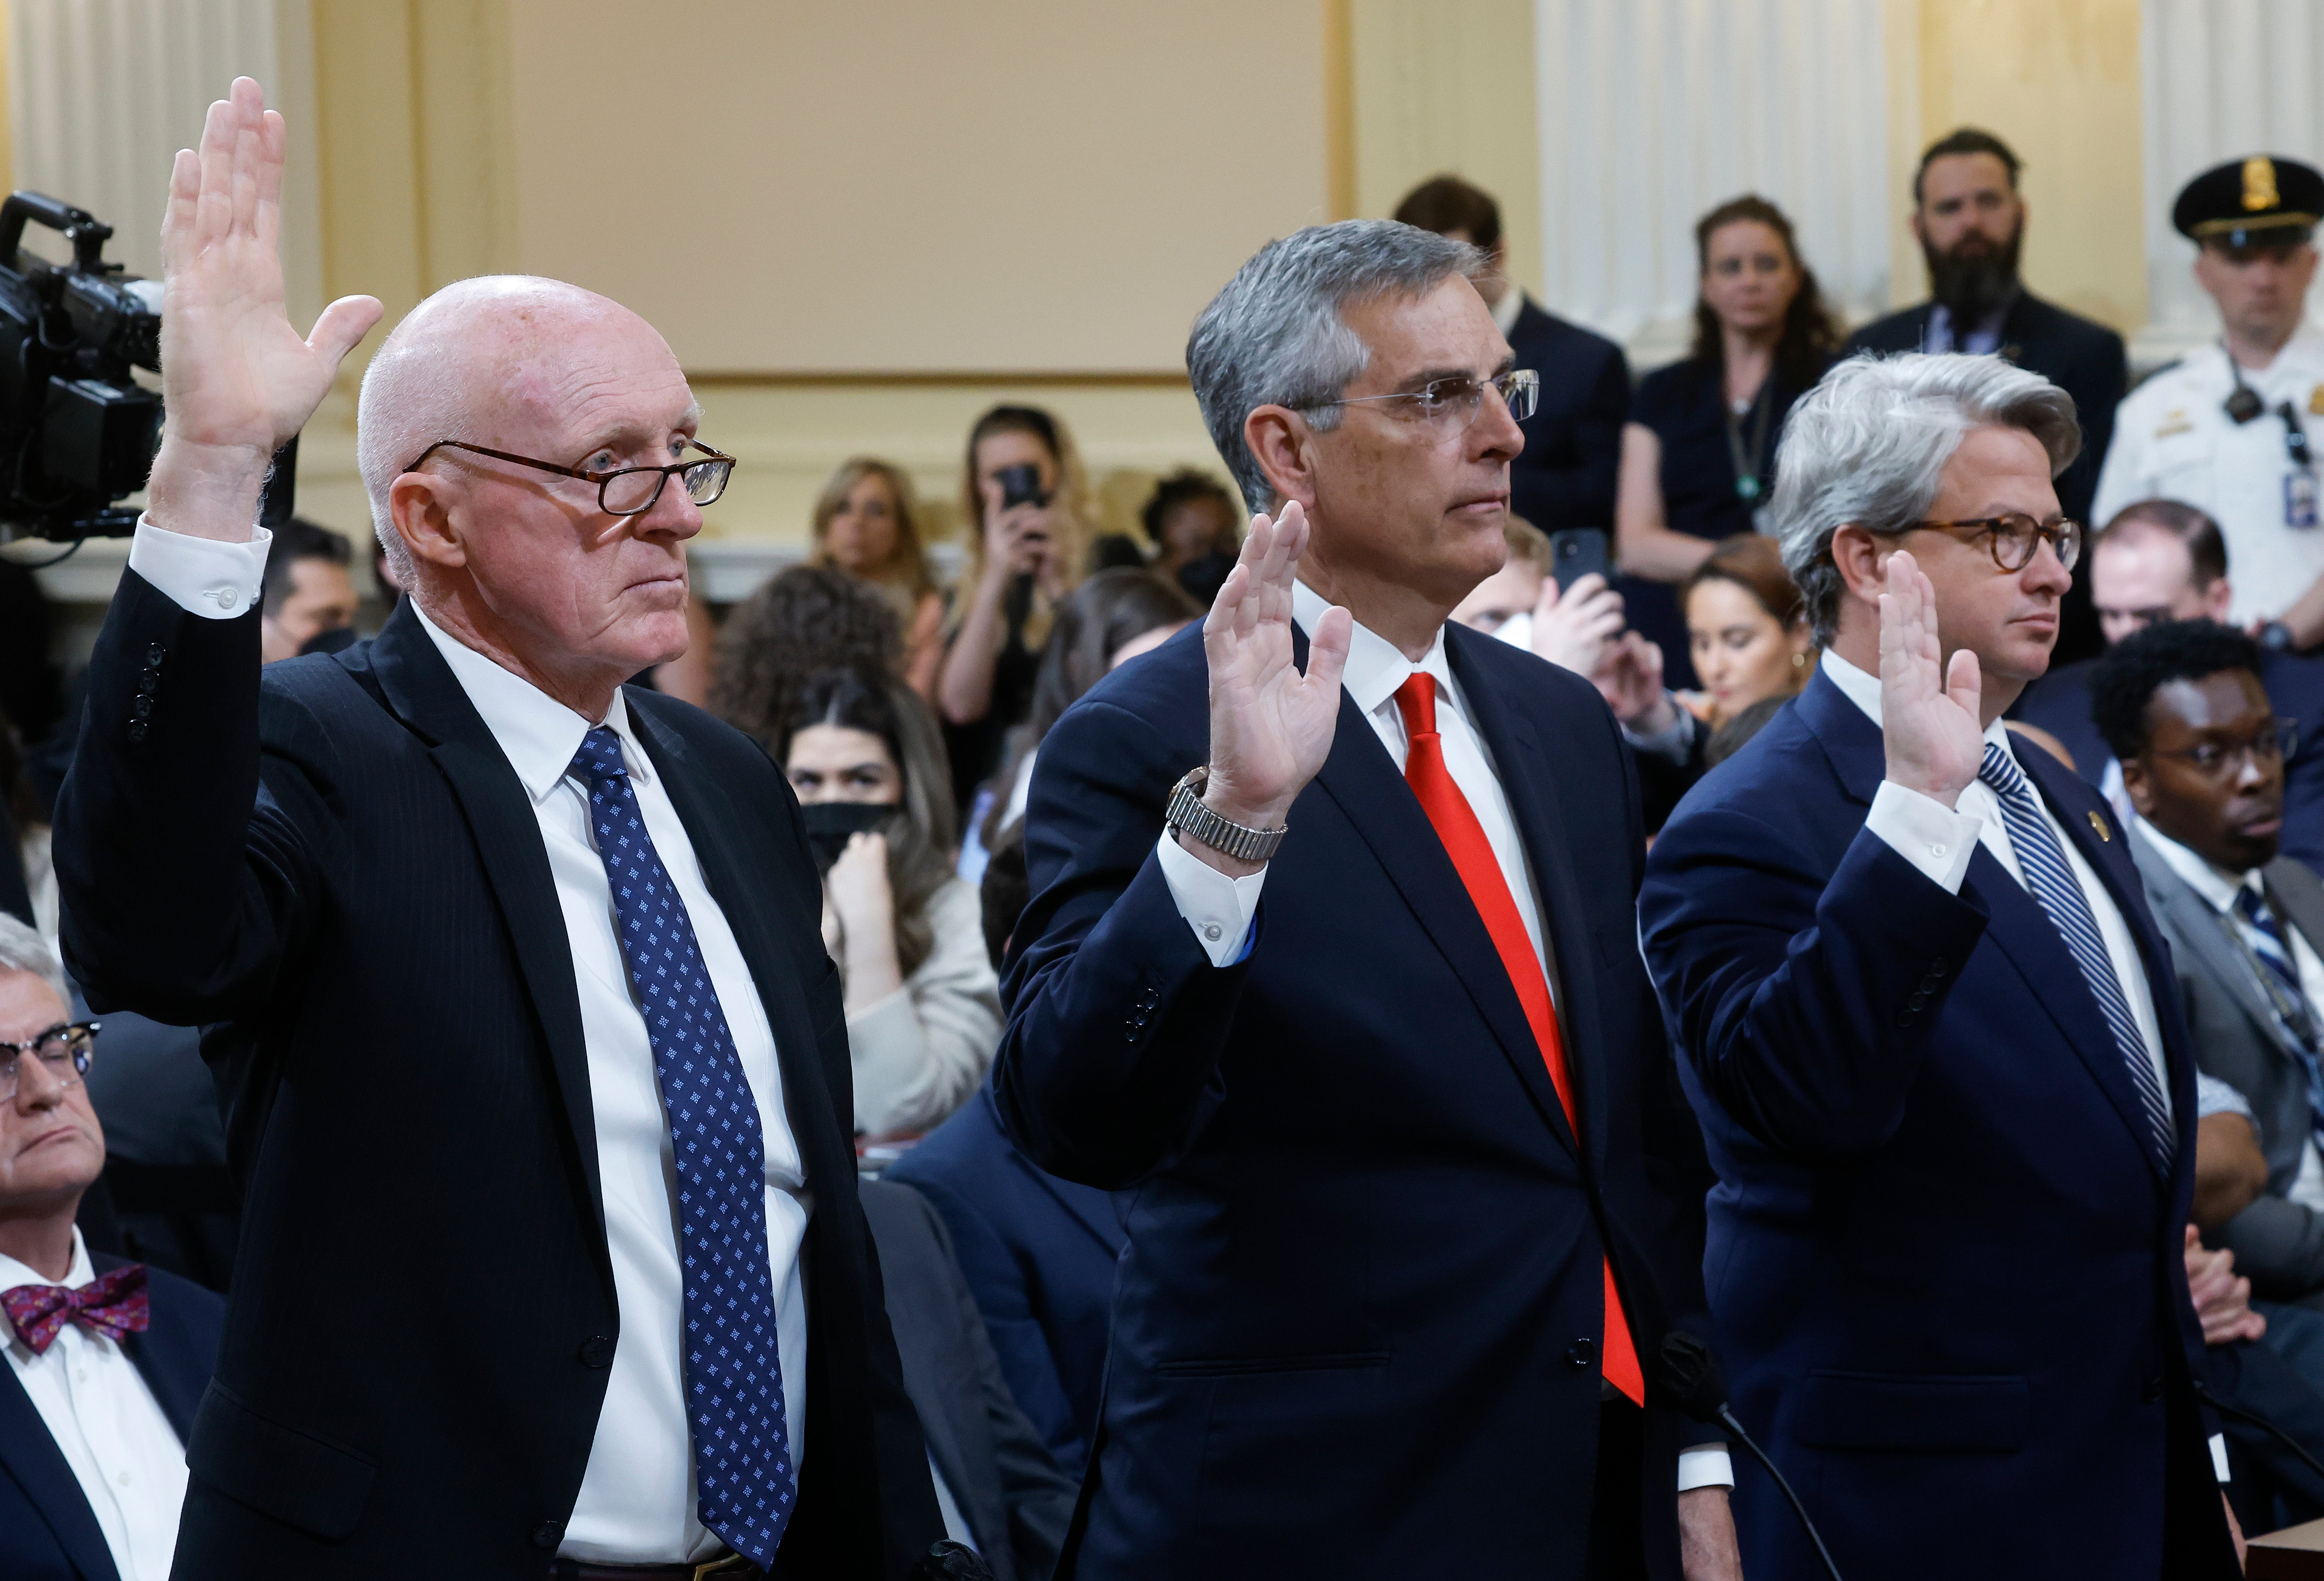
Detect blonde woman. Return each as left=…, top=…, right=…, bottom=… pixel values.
left=808, top=457, right=946, bottom=697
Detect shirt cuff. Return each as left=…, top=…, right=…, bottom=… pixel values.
left=1621, top=699, right=1697, bottom=764
left=2213, top=1430, right=2231, bottom=1484
left=128, top=515, right=271, bottom=619
left=1865, top=780, right=1981, bottom=894
left=1155, top=829, right=1263, bottom=969
left=1676, top=1447, right=1735, bottom=1491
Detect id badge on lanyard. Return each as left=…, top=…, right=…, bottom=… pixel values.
left=2290, top=468, right=2320, bottom=530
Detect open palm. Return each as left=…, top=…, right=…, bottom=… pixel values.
left=1878, top=548, right=1984, bottom=807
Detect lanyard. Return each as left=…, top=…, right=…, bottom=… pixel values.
left=1726, top=376, right=1776, bottom=502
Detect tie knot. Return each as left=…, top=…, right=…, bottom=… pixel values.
left=2237, top=884, right=2273, bottom=927
left=1977, top=740, right=2026, bottom=799
left=570, top=725, right=627, bottom=788
left=1393, top=671, right=1439, bottom=741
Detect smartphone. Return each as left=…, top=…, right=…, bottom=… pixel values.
left=995, top=461, right=1051, bottom=511
left=1549, top=527, right=1612, bottom=592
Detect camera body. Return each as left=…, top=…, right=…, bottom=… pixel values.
left=0, top=191, right=293, bottom=542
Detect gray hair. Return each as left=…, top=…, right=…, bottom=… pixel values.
left=0, top=914, right=67, bottom=1007
left=1187, top=220, right=1484, bottom=513
left=1770, top=351, right=2082, bottom=646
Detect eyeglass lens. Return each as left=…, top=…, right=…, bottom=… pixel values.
left=1, top=1029, right=93, bottom=1099
left=602, top=458, right=733, bottom=516
left=1992, top=514, right=2082, bottom=573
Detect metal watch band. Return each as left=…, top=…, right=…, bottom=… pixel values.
left=1165, top=766, right=1286, bottom=864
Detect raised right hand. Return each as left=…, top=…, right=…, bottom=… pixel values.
left=1193, top=500, right=1350, bottom=873
left=1878, top=548, right=1984, bottom=809
left=1528, top=570, right=1625, bottom=677
left=150, top=77, right=381, bottom=538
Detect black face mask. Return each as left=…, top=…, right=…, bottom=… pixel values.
left=799, top=801, right=897, bottom=874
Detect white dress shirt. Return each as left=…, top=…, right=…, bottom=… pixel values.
left=127, top=522, right=812, bottom=1562
left=1157, top=584, right=1734, bottom=1493
left=0, top=1229, right=188, bottom=1581
left=2136, top=816, right=2324, bottom=1212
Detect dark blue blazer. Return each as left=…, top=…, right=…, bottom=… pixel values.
left=0, top=1253, right=224, bottom=1581
left=884, top=1082, right=1123, bottom=1476
left=993, top=621, right=1714, bottom=1580
left=2015, top=647, right=2324, bottom=877
left=1506, top=296, right=1630, bottom=534
left=1639, top=669, right=2236, bottom=1580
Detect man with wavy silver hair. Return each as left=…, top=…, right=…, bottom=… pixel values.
left=1641, top=351, right=2244, bottom=1578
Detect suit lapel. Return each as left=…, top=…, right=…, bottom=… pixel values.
left=364, top=604, right=609, bottom=1286
left=1299, top=634, right=1581, bottom=1161
left=2134, top=832, right=2303, bottom=1062
left=0, top=1354, right=122, bottom=1580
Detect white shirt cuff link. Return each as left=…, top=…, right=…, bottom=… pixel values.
left=129, top=516, right=271, bottom=619
left=1156, top=829, right=1263, bottom=968
left=2212, top=1430, right=2231, bottom=1484
left=1676, top=1446, right=1735, bottom=1492
left=1866, top=780, right=1981, bottom=894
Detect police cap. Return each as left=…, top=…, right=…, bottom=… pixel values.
left=2173, top=155, right=2324, bottom=249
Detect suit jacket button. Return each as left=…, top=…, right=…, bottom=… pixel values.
left=531, top=1519, right=564, bottom=1549
left=1566, top=1338, right=1597, bottom=1369
left=126, top=720, right=149, bottom=744
left=2141, top=1375, right=2164, bottom=1404
left=130, top=696, right=153, bottom=720
left=578, top=1336, right=613, bottom=1369
left=145, top=644, right=165, bottom=665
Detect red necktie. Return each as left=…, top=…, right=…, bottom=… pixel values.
left=2, top=1262, right=151, bottom=1355
left=1393, top=671, right=1643, bottom=1406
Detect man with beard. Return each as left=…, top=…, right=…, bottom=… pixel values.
left=1850, top=128, right=2129, bottom=664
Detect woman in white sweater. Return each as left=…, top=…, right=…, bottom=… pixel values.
left=782, top=667, right=1002, bottom=1137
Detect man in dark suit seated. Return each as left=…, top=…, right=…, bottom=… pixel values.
left=1395, top=175, right=1630, bottom=534
left=2017, top=499, right=2324, bottom=875
left=995, top=218, right=1731, bottom=1578
left=1641, top=351, right=2240, bottom=1577
left=0, top=914, right=225, bottom=1581
left=50, top=80, right=947, bottom=1578
left=1848, top=128, right=2128, bottom=663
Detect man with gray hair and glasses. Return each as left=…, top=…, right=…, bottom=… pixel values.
left=1640, top=353, right=2244, bottom=1577
left=993, top=219, right=1734, bottom=1578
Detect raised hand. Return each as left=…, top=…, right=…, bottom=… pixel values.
left=150, top=77, right=382, bottom=540
left=1528, top=569, right=1625, bottom=677
left=1193, top=500, right=1351, bottom=875
left=1878, top=548, right=1985, bottom=809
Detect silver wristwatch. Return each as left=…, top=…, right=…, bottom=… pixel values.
left=1165, top=766, right=1287, bottom=864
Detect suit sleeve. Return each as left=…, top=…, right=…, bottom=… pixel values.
left=1639, top=804, right=1991, bottom=1159
left=992, top=695, right=1255, bottom=1189
left=1511, top=339, right=1630, bottom=532
left=50, top=569, right=326, bottom=1026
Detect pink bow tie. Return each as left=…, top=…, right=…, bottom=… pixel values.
left=2, top=1262, right=150, bottom=1355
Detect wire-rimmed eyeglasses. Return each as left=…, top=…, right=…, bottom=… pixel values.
left=1910, top=513, right=2084, bottom=574
left=401, top=438, right=736, bottom=516
left=1304, top=369, right=1539, bottom=434
left=0, top=1021, right=98, bottom=1103
left=2151, top=718, right=2299, bottom=779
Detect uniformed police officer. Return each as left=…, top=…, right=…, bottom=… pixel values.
left=2096, top=155, right=2324, bottom=652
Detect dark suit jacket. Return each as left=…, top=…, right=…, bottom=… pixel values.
left=860, top=1180, right=1077, bottom=1581
left=2017, top=648, right=2324, bottom=878
left=884, top=1083, right=1122, bottom=1476
left=49, top=580, right=943, bottom=1579
left=1506, top=295, right=1630, bottom=534
left=1849, top=292, right=2129, bottom=661
left=992, top=621, right=1714, bottom=1579
left=1640, top=668, right=2236, bottom=1580
left=2131, top=830, right=2324, bottom=1297
left=0, top=1252, right=224, bottom=1581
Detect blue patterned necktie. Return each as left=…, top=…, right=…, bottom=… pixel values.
left=569, top=725, right=796, bottom=1564
left=2232, top=884, right=2324, bottom=1142
left=1977, top=743, right=2176, bottom=1165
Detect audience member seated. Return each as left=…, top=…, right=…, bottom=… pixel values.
left=2104, top=622, right=2324, bottom=1306
left=809, top=457, right=948, bottom=698
left=258, top=516, right=360, bottom=662
left=2017, top=499, right=2324, bottom=874
left=886, top=828, right=1125, bottom=1479
left=1616, top=195, right=1839, bottom=688
left=857, top=1178, right=1078, bottom=1579
left=937, top=405, right=1095, bottom=802
left=781, top=668, right=998, bottom=1135
left=712, top=561, right=908, bottom=750
left=1393, top=174, right=1628, bottom=536
left=1137, top=470, right=1241, bottom=608
left=0, top=915, right=224, bottom=1581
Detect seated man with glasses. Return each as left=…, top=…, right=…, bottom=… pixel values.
left=0, top=912, right=227, bottom=1581
left=51, top=80, right=950, bottom=1578
left=1640, top=352, right=2243, bottom=1578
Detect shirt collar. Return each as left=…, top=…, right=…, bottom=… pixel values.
left=1819, top=646, right=2015, bottom=759
left=2132, top=812, right=2255, bottom=915
left=0, top=1226, right=92, bottom=1294
left=409, top=599, right=650, bottom=805
left=1490, top=284, right=1525, bottom=339
left=1290, top=578, right=1452, bottom=718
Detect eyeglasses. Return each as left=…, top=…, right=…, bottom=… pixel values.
left=1910, top=512, right=2084, bottom=573
left=1305, top=369, right=1540, bottom=434
left=401, top=438, right=736, bottom=516
left=2151, top=718, right=2299, bottom=777
left=0, top=1022, right=98, bottom=1103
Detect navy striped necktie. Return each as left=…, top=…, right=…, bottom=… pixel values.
left=1978, top=743, right=2175, bottom=1164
